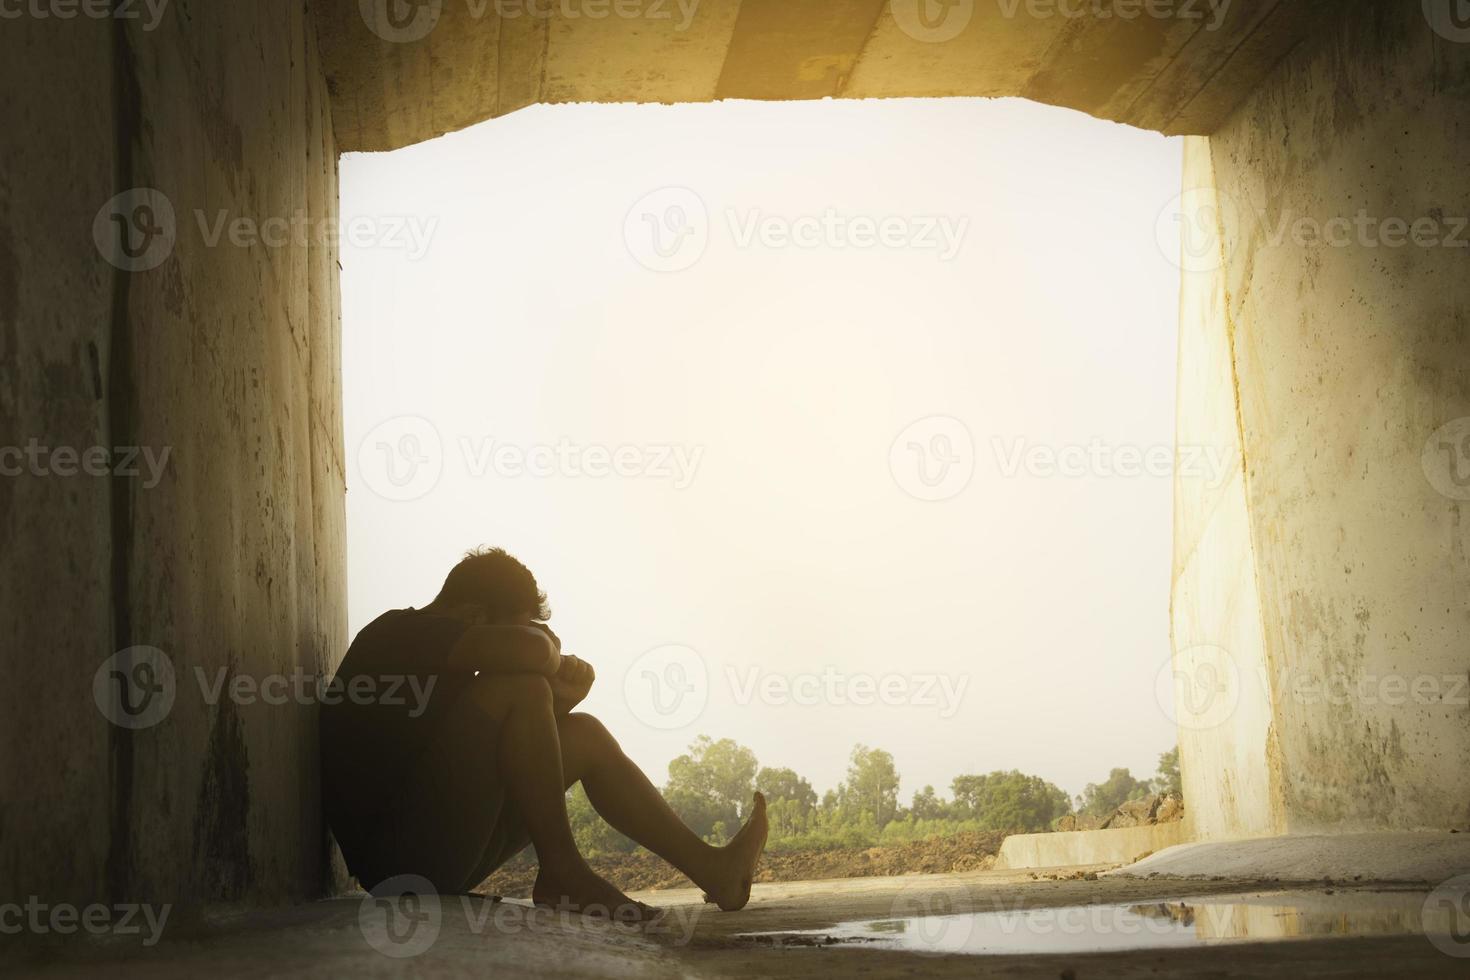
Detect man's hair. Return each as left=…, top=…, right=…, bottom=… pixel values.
left=434, top=547, right=550, bottom=621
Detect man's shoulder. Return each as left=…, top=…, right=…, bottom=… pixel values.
left=344, top=606, right=468, bottom=664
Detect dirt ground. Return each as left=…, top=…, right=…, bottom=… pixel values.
left=481, top=831, right=1010, bottom=897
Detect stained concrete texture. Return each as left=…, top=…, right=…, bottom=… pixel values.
left=0, top=2, right=347, bottom=909
left=1116, top=832, right=1470, bottom=884
left=1170, top=0, right=1470, bottom=840
left=6, top=870, right=1467, bottom=978
left=315, top=0, right=1336, bottom=150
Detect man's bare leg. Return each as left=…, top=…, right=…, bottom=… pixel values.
left=557, top=712, right=768, bottom=911
left=471, top=674, right=649, bottom=919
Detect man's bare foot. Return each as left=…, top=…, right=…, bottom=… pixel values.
left=701, top=792, right=769, bottom=912
left=532, top=863, right=654, bottom=923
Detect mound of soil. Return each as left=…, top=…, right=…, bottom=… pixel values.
left=479, top=830, right=1009, bottom=899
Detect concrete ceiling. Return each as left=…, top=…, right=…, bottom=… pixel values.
left=318, top=0, right=1328, bottom=152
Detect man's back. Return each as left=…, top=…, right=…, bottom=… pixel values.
left=320, top=607, right=470, bottom=849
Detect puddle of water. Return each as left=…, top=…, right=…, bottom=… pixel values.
left=742, top=891, right=1460, bottom=956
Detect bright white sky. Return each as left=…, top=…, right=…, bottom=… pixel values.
left=341, top=96, right=1184, bottom=804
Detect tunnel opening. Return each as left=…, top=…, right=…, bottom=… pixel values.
left=6, top=5, right=1468, bottom=968
left=339, top=95, right=1190, bottom=870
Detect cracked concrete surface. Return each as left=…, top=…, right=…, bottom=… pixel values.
left=8, top=869, right=1465, bottom=978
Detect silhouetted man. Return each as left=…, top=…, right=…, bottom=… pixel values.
left=321, top=547, right=766, bottom=920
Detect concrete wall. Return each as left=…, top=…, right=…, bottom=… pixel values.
left=996, top=822, right=1187, bottom=871
left=0, top=1, right=346, bottom=906
left=1172, top=2, right=1470, bottom=838
left=1170, top=135, right=1284, bottom=840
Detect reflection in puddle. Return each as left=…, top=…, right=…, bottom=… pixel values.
left=743, top=891, right=1460, bottom=955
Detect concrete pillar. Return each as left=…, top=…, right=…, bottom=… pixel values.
left=0, top=3, right=347, bottom=905
left=1172, top=2, right=1470, bottom=838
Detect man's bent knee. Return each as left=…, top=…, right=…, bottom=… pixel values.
left=559, top=711, right=621, bottom=752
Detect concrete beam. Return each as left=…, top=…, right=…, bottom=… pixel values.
left=315, top=0, right=1326, bottom=152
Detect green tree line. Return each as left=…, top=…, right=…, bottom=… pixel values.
left=567, top=737, right=1181, bottom=856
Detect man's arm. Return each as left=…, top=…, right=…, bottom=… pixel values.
left=447, top=625, right=560, bottom=675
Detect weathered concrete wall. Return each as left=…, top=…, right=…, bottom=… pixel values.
left=0, top=2, right=346, bottom=906
left=1172, top=2, right=1470, bottom=838
left=1170, top=134, right=1283, bottom=841
left=316, top=0, right=1329, bottom=150
left=996, top=822, right=1187, bottom=871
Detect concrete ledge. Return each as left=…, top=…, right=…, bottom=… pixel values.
left=1109, top=832, right=1470, bottom=884
left=995, top=823, right=1188, bottom=871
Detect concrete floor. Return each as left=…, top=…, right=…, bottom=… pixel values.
left=7, top=867, right=1465, bottom=978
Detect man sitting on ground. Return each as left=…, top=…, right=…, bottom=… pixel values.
left=321, top=546, right=767, bottom=921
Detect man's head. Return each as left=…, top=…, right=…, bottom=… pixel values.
left=432, top=547, right=549, bottom=625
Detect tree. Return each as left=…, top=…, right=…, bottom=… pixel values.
left=910, top=785, right=948, bottom=821
left=842, top=744, right=900, bottom=830
left=949, top=770, right=1071, bottom=832
left=1078, top=767, right=1151, bottom=818
left=566, top=784, right=634, bottom=855
left=1153, top=747, right=1182, bottom=797
left=663, top=736, right=758, bottom=843
left=757, top=766, right=819, bottom=838
left=756, top=767, right=818, bottom=810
